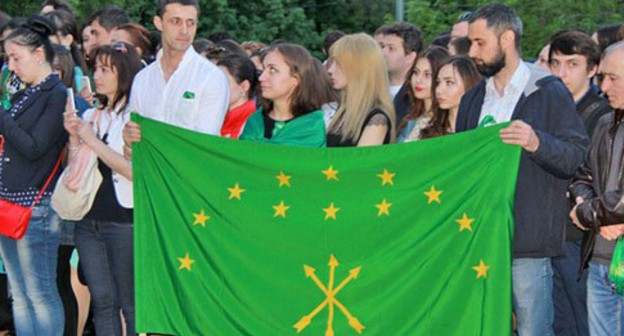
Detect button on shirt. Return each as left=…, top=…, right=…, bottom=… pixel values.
left=128, top=47, right=229, bottom=135
left=478, top=61, right=531, bottom=125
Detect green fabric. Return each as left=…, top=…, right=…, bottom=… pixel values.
left=610, top=237, right=624, bottom=295
left=239, top=108, right=327, bottom=147
left=133, top=114, right=521, bottom=335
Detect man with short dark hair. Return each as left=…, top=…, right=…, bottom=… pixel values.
left=374, top=22, right=423, bottom=128
left=548, top=29, right=608, bottom=336
left=570, top=41, right=624, bottom=336
left=456, top=3, right=588, bottom=335
left=122, top=0, right=229, bottom=158
left=88, top=6, right=130, bottom=49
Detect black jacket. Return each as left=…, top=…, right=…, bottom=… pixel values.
left=456, top=63, right=589, bottom=258
left=0, top=75, right=67, bottom=192
left=393, top=83, right=411, bottom=131
left=565, top=88, right=611, bottom=241
left=569, top=111, right=624, bottom=271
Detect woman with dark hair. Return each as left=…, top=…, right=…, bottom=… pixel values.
left=110, top=22, right=155, bottom=64
left=217, top=54, right=258, bottom=138
left=1, top=18, right=27, bottom=109
left=0, top=15, right=68, bottom=335
left=63, top=42, right=142, bottom=335
left=239, top=43, right=327, bottom=147
left=44, top=9, right=88, bottom=77
left=52, top=44, right=89, bottom=114
left=397, top=46, right=449, bottom=142
left=420, top=56, right=481, bottom=139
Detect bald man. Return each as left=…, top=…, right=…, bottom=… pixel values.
left=570, top=41, right=624, bottom=335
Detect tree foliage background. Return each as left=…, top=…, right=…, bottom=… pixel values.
left=2, top=0, right=623, bottom=58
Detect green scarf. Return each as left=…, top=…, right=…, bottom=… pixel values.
left=240, top=108, right=327, bottom=147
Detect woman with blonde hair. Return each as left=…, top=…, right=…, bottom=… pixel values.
left=326, top=33, right=395, bottom=146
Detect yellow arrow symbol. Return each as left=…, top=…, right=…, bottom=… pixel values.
left=333, top=266, right=361, bottom=296
left=328, top=254, right=339, bottom=293
left=334, top=299, right=366, bottom=334
left=304, top=265, right=328, bottom=294
left=294, top=298, right=329, bottom=333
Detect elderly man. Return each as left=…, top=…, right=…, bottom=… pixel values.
left=570, top=41, right=624, bottom=336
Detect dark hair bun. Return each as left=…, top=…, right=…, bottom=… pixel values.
left=25, top=15, right=57, bottom=37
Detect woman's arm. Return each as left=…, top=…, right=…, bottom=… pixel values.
left=356, top=114, right=389, bottom=147
left=76, top=120, right=132, bottom=180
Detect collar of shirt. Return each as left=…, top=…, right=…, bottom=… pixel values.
left=485, top=61, right=531, bottom=99
left=155, top=46, right=198, bottom=80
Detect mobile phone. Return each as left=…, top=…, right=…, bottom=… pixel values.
left=80, top=76, right=92, bottom=95
left=66, top=88, right=76, bottom=111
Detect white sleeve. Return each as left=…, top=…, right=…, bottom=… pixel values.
left=195, top=67, right=229, bottom=136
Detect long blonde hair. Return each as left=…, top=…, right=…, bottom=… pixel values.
left=328, top=33, right=396, bottom=143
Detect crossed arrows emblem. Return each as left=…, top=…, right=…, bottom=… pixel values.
left=294, top=254, right=365, bottom=335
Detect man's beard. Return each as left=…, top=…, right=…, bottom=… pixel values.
left=476, top=48, right=506, bottom=77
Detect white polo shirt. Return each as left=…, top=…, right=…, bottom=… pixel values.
left=128, top=46, right=229, bottom=135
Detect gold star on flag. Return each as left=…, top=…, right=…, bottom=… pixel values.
left=273, top=201, right=290, bottom=218
left=375, top=199, right=392, bottom=216
left=322, top=165, right=339, bottom=181
left=178, top=253, right=195, bottom=271
left=276, top=171, right=291, bottom=188
left=377, top=168, right=395, bottom=186
left=228, top=183, right=246, bottom=200
left=424, top=185, right=443, bottom=204
left=473, top=260, right=490, bottom=279
left=192, top=209, right=210, bottom=227
left=456, top=213, right=475, bottom=232
left=323, top=202, right=340, bottom=220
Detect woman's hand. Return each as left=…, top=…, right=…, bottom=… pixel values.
left=63, top=100, right=80, bottom=136
left=76, top=118, right=98, bottom=147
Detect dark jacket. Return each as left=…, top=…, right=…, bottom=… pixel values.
left=566, top=89, right=612, bottom=241
left=569, top=111, right=624, bottom=271
left=456, top=63, right=589, bottom=258
left=0, top=75, right=67, bottom=192
left=393, top=83, right=411, bottom=131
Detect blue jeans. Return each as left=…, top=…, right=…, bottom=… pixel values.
left=588, top=262, right=624, bottom=336
left=75, top=219, right=134, bottom=336
left=552, top=239, right=589, bottom=336
left=513, top=257, right=555, bottom=336
left=0, top=199, right=64, bottom=335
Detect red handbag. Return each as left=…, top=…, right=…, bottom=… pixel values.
left=0, top=136, right=63, bottom=239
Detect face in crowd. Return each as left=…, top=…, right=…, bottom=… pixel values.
left=259, top=50, right=299, bottom=103
left=550, top=52, right=596, bottom=100
left=468, top=19, right=509, bottom=77
left=154, top=3, right=198, bottom=54
left=411, top=57, right=433, bottom=101
left=327, top=59, right=346, bottom=90
left=435, top=63, right=466, bottom=111
left=374, top=33, right=416, bottom=80
left=4, top=40, right=47, bottom=85
left=600, top=47, right=624, bottom=110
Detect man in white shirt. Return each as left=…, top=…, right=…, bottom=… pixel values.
left=374, top=22, right=422, bottom=129
left=122, top=0, right=229, bottom=158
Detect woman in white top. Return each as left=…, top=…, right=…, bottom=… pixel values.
left=63, top=42, right=142, bottom=336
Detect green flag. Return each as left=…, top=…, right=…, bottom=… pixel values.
left=133, top=114, right=521, bottom=336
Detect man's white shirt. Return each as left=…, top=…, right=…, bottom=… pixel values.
left=128, top=46, right=229, bottom=135
left=478, top=61, right=530, bottom=124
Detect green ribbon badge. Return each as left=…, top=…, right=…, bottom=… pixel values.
left=183, top=91, right=196, bottom=99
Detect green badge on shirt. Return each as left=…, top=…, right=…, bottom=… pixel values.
left=182, top=91, right=195, bottom=99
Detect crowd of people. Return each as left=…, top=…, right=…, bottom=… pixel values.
left=1, top=0, right=624, bottom=335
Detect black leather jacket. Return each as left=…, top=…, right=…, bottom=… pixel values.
left=569, top=111, right=624, bottom=271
